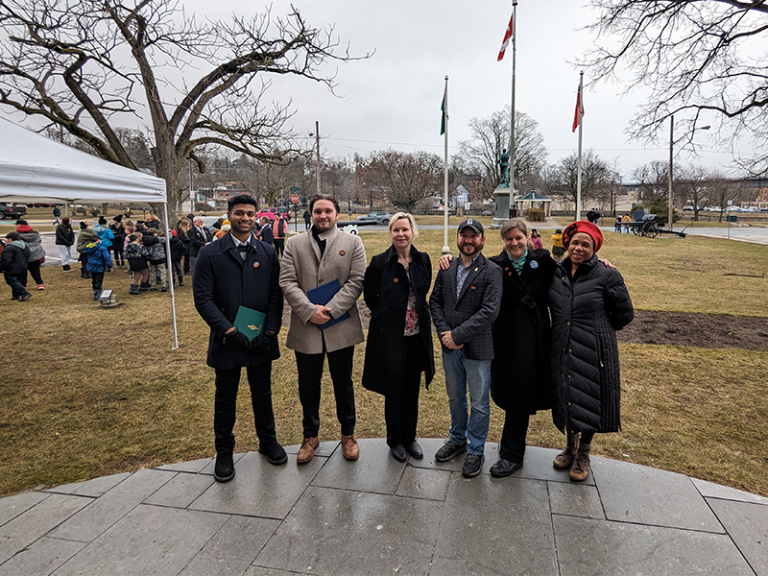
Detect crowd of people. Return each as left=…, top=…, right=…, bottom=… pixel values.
left=191, top=193, right=634, bottom=487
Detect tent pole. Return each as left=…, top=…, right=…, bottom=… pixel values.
left=162, top=203, right=179, bottom=350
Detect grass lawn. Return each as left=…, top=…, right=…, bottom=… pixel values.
left=0, top=227, right=766, bottom=497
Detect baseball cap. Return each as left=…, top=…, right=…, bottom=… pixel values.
left=457, top=218, right=484, bottom=235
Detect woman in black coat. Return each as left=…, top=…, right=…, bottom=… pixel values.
left=550, top=221, right=634, bottom=482
left=55, top=217, right=76, bottom=272
left=362, top=213, right=435, bottom=462
left=487, top=219, right=557, bottom=477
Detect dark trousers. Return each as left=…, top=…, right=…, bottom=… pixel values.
left=20, top=260, right=43, bottom=287
left=385, top=335, right=425, bottom=448
left=171, top=261, right=183, bottom=285
left=214, top=363, right=277, bottom=454
left=111, top=243, right=124, bottom=266
left=295, top=346, right=356, bottom=438
left=80, top=253, right=90, bottom=277
left=4, top=272, right=25, bottom=298
left=273, top=238, right=285, bottom=257
left=499, top=411, right=530, bottom=464
left=183, top=252, right=190, bottom=274
left=91, top=271, right=105, bottom=294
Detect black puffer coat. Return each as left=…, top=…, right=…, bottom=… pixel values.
left=550, top=255, right=634, bottom=434
left=489, top=249, right=556, bottom=414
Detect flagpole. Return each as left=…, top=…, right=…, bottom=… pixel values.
left=576, top=71, right=584, bottom=221
left=509, top=0, right=518, bottom=217
left=442, top=75, right=450, bottom=255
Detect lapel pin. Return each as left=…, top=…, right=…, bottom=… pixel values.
left=530, top=260, right=539, bottom=269
left=339, top=250, right=346, bottom=256
left=253, top=262, right=260, bottom=268
left=394, top=278, right=399, bottom=283
left=474, top=267, right=478, bottom=272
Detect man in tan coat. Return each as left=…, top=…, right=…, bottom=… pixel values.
left=279, top=194, right=366, bottom=464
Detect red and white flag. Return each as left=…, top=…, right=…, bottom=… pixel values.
left=572, top=77, right=585, bottom=132
left=497, top=13, right=513, bottom=61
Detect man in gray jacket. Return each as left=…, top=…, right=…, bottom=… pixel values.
left=430, top=219, right=502, bottom=478
left=279, top=194, right=366, bottom=464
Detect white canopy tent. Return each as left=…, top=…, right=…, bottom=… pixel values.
left=0, top=117, right=179, bottom=348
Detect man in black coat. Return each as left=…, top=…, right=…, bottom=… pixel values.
left=429, top=219, right=502, bottom=478
left=189, top=216, right=213, bottom=279
left=193, top=194, right=286, bottom=482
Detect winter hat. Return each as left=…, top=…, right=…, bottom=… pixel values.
left=171, top=229, right=177, bottom=237
left=15, top=219, right=27, bottom=226
left=562, top=221, right=603, bottom=252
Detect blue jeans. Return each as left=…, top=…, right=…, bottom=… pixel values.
left=442, top=349, right=491, bottom=455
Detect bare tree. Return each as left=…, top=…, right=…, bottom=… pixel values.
left=631, top=161, right=670, bottom=205
left=544, top=150, right=619, bottom=215
left=356, top=150, right=442, bottom=213
left=0, top=0, right=362, bottom=223
left=677, top=165, right=709, bottom=221
left=581, top=1, right=768, bottom=171
left=458, top=107, right=546, bottom=197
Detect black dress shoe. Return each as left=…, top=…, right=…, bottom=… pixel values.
left=405, top=441, right=423, bottom=459
left=258, top=442, right=288, bottom=466
left=490, top=458, right=523, bottom=478
left=214, top=452, right=235, bottom=482
left=390, top=444, right=407, bottom=462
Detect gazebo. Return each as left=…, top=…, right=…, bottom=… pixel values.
left=514, top=190, right=552, bottom=218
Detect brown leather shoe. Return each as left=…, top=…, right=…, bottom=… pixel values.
left=341, top=434, right=359, bottom=461
left=569, top=442, right=592, bottom=482
left=553, top=432, right=580, bottom=470
left=297, top=436, right=319, bottom=464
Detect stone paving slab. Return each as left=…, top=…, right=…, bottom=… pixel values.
left=553, top=514, right=755, bottom=576
left=51, top=505, right=230, bottom=576
left=707, top=498, right=768, bottom=576
left=592, top=457, right=725, bottom=533
left=189, top=451, right=324, bottom=519
left=47, top=468, right=176, bottom=543
left=254, top=485, right=443, bottom=576
left=431, top=474, right=558, bottom=576
left=0, top=536, right=85, bottom=576
left=1, top=439, right=766, bottom=576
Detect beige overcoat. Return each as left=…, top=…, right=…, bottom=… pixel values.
left=279, top=225, right=366, bottom=354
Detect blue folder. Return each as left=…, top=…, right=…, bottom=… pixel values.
left=307, top=279, right=350, bottom=330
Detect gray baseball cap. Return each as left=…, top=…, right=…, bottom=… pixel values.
left=457, top=218, right=484, bottom=235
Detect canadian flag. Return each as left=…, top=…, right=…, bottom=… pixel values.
left=572, top=77, right=585, bottom=132
left=497, top=14, right=513, bottom=62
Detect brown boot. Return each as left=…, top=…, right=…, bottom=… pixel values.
left=297, top=437, right=320, bottom=464
left=553, top=432, right=579, bottom=469
left=341, top=434, right=359, bottom=461
left=569, top=442, right=592, bottom=482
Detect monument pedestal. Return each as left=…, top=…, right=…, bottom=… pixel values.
left=492, top=185, right=511, bottom=229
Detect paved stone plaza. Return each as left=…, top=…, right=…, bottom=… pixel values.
left=1, top=438, right=766, bottom=575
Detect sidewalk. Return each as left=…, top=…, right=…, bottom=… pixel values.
left=1, top=438, right=766, bottom=575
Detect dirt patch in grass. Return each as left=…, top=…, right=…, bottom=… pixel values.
left=618, top=310, right=768, bottom=352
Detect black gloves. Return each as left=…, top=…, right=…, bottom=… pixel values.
left=222, top=328, right=250, bottom=350
left=251, top=330, right=277, bottom=351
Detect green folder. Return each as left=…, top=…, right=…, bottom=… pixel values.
left=233, top=306, right=266, bottom=341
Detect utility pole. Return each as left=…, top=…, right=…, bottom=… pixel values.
left=315, top=121, right=321, bottom=196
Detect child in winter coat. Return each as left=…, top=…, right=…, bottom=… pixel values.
left=142, top=229, right=168, bottom=291
left=0, top=231, right=32, bottom=301
left=83, top=239, right=113, bottom=301
left=125, top=234, right=150, bottom=295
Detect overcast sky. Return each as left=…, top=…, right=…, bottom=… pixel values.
left=189, top=0, right=746, bottom=182
left=3, top=0, right=749, bottom=182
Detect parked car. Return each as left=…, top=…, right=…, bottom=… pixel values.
left=481, top=210, right=494, bottom=216
left=356, top=211, right=392, bottom=225
left=256, top=207, right=291, bottom=221
left=0, top=203, right=27, bottom=220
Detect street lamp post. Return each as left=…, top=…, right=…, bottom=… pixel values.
left=669, top=117, right=710, bottom=232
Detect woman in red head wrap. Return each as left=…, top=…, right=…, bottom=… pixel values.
left=549, top=220, right=633, bottom=482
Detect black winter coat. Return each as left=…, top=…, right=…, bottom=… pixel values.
left=362, top=245, right=435, bottom=395
left=55, top=225, right=75, bottom=247
left=550, top=255, right=634, bottom=434
left=143, top=235, right=167, bottom=265
left=193, top=233, right=283, bottom=370
left=489, top=249, right=556, bottom=414
left=0, top=242, right=30, bottom=275
left=169, top=237, right=185, bottom=263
